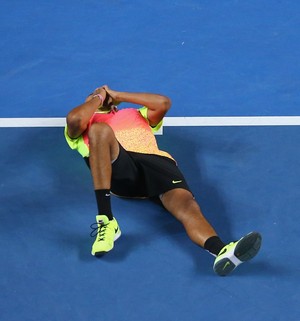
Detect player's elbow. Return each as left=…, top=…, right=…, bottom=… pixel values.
left=66, top=111, right=85, bottom=138
left=160, top=95, right=172, bottom=112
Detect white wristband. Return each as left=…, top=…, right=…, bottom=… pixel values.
left=92, top=94, right=104, bottom=106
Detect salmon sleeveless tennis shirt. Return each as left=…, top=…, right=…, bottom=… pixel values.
left=64, top=107, right=173, bottom=160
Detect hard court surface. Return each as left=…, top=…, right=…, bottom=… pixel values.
left=0, top=1, right=299, bottom=321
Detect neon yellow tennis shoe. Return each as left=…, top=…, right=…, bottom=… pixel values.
left=90, top=215, right=121, bottom=257
left=213, top=232, right=262, bottom=276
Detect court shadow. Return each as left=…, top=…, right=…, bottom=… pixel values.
left=99, top=232, right=152, bottom=263
left=233, top=260, right=292, bottom=277
left=53, top=222, right=154, bottom=263
left=120, top=198, right=217, bottom=275
left=159, top=214, right=215, bottom=275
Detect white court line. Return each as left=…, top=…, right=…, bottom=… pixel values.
left=0, top=116, right=300, bottom=130
left=0, top=118, right=66, bottom=127
left=164, top=116, right=300, bottom=126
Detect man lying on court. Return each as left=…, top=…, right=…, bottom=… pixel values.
left=64, top=85, right=262, bottom=276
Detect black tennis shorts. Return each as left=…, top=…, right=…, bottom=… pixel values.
left=84, top=144, right=191, bottom=198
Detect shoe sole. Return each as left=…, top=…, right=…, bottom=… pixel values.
left=92, top=230, right=122, bottom=257
left=214, top=232, right=262, bottom=276
left=235, top=232, right=262, bottom=262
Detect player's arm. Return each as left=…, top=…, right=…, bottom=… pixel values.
left=66, top=87, right=107, bottom=138
left=104, top=86, right=171, bottom=126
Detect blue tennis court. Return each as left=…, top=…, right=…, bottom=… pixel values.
left=1, top=1, right=299, bottom=321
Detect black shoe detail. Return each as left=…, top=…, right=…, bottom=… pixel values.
left=234, top=232, right=262, bottom=262
left=218, top=247, right=227, bottom=256
left=94, top=251, right=107, bottom=258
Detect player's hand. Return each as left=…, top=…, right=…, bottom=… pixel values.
left=85, top=86, right=107, bottom=103
left=103, top=85, right=121, bottom=105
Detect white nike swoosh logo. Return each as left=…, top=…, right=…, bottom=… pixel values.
left=172, top=180, right=182, bottom=184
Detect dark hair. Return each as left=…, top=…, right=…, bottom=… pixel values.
left=103, top=93, right=112, bottom=107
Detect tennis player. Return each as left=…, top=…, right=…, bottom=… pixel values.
left=64, top=85, right=262, bottom=276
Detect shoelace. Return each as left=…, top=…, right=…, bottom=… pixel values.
left=90, top=222, right=108, bottom=241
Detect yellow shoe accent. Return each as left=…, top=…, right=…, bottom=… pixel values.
left=213, top=232, right=262, bottom=276
left=90, top=215, right=121, bottom=257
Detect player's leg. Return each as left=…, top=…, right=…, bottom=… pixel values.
left=88, top=122, right=120, bottom=190
left=160, top=188, right=262, bottom=276
left=160, top=188, right=219, bottom=247
left=88, top=122, right=121, bottom=256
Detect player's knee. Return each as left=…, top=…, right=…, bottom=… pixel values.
left=179, top=198, right=200, bottom=218
left=162, top=189, right=199, bottom=221
left=88, top=122, right=114, bottom=142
